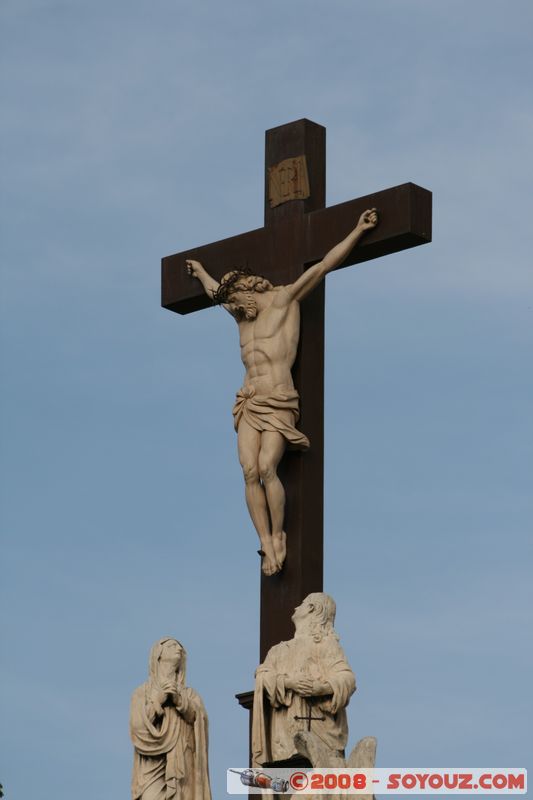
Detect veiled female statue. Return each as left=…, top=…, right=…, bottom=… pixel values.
left=130, top=638, right=212, bottom=800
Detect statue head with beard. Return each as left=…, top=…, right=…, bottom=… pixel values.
left=213, top=269, right=273, bottom=321
left=291, top=592, right=338, bottom=642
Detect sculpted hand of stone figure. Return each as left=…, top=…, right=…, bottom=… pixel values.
left=186, top=209, right=378, bottom=577
left=252, top=593, right=356, bottom=767
left=130, top=638, right=212, bottom=800
left=285, top=676, right=333, bottom=696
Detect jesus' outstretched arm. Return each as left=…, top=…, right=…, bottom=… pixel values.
left=286, top=208, right=378, bottom=303
left=186, top=259, right=220, bottom=301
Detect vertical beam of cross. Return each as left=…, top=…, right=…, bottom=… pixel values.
left=259, top=119, right=327, bottom=661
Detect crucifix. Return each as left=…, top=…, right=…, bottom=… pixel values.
left=163, top=118, right=431, bottom=772
left=162, top=118, right=431, bottom=666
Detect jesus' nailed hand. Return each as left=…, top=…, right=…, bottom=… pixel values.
left=186, top=209, right=378, bottom=577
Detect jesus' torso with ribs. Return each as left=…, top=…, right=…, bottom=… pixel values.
left=236, top=287, right=300, bottom=396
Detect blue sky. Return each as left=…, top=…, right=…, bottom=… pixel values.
left=1, top=1, right=532, bottom=798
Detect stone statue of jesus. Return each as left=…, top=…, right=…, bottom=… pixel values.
left=186, top=208, right=378, bottom=577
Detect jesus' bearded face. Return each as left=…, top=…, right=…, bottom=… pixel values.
left=227, top=287, right=258, bottom=321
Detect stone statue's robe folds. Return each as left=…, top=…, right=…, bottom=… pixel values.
left=252, top=634, right=356, bottom=766
left=130, top=684, right=211, bottom=800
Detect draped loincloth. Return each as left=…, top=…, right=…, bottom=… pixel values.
left=232, top=385, right=310, bottom=450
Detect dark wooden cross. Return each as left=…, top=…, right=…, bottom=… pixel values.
left=161, top=117, right=431, bottom=754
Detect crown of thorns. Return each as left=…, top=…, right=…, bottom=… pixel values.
left=212, top=268, right=255, bottom=305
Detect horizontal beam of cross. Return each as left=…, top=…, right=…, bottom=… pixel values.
left=161, top=182, right=431, bottom=316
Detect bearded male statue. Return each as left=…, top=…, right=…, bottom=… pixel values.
left=186, top=209, right=378, bottom=577
left=251, top=592, right=356, bottom=767
left=130, top=638, right=212, bottom=800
